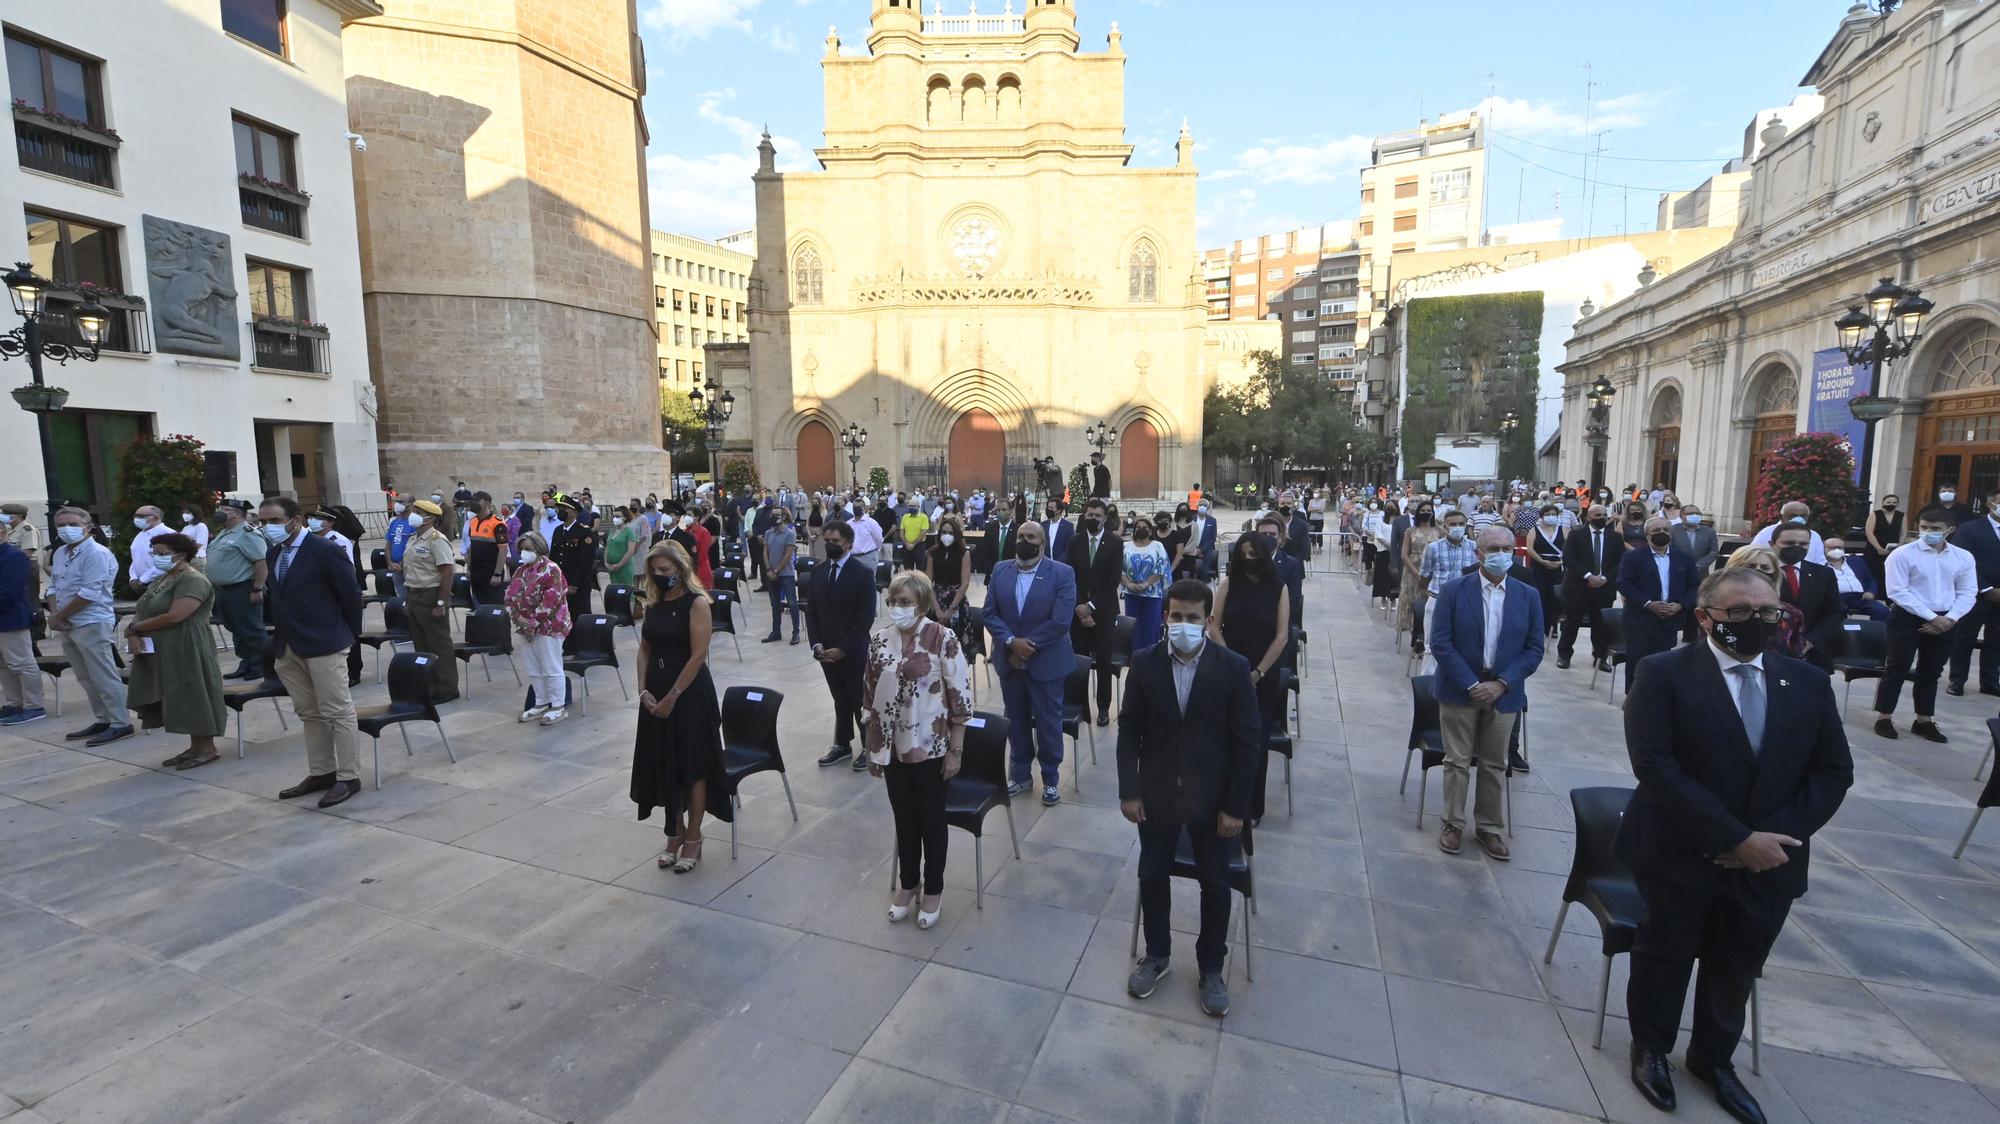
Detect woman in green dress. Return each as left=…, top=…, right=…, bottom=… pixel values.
left=605, top=505, right=645, bottom=588
left=127, top=531, right=227, bottom=769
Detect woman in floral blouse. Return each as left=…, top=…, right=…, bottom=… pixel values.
left=504, top=531, right=574, bottom=723
left=863, top=570, right=973, bottom=931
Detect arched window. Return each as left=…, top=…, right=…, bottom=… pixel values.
left=1128, top=241, right=1158, bottom=303
left=792, top=245, right=823, bottom=306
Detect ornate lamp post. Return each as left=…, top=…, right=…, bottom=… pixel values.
left=840, top=422, right=868, bottom=493
left=687, top=376, right=734, bottom=490
left=1499, top=410, right=1520, bottom=481
left=1584, top=374, right=1616, bottom=493
left=663, top=422, right=682, bottom=474
left=4, top=263, right=108, bottom=538
left=1839, top=276, right=1932, bottom=526
left=1083, top=420, right=1118, bottom=453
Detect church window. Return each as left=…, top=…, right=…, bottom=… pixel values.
left=793, top=246, right=824, bottom=305
left=1128, top=241, right=1158, bottom=303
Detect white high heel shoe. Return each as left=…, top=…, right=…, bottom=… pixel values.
left=916, top=894, right=942, bottom=930
left=888, top=891, right=915, bottom=923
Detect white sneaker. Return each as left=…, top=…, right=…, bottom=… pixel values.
left=539, top=707, right=568, bottom=726
left=518, top=705, right=550, bottom=723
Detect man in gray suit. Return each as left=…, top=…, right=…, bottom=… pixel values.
left=1671, top=505, right=1721, bottom=575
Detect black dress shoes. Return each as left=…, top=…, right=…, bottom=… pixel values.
left=817, top=745, right=852, bottom=767
left=317, top=779, right=361, bottom=809
left=1687, top=1061, right=1766, bottom=1124
left=1630, top=1046, right=1676, bottom=1111
left=1555, top=656, right=1571, bottom=670
left=1946, top=682, right=1965, bottom=697
left=1595, top=658, right=1615, bottom=674
left=1507, top=749, right=1529, bottom=774
left=278, top=773, right=336, bottom=800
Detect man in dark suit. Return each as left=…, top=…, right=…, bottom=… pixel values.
left=1946, top=485, right=2000, bottom=696
left=1429, top=527, right=1545, bottom=858
left=1559, top=504, right=1623, bottom=671
left=1822, top=536, right=1891, bottom=621
left=548, top=496, right=598, bottom=621
left=1118, top=578, right=1262, bottom=1018
left=806, top=519, right=877, bottom=769
left=1066, top=498, right=1124, bottom=725
left=1773, top=522, right=1844, bottom=672
left=260, top=497, right=366, bottom=809
left=1038, top=499, right=1074, bottom=564
left=1194, top=502, right=1219, bottom=580
left=1089, top=451, right=1112, bottom=499
left=984, top=520, right=1078, bottom=806
left=1619, top=568, right=1852, bottom=1124
left=1617, top=516, right=1698, bottom=689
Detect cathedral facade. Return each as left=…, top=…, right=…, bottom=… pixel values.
left=723, top=0, right=1230, bottom=500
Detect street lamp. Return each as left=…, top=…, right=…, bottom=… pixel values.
left=3, top=262, right=108, bottom=540
left=1838, top=275, right=1933, bottom=528
left=662, top=421, right=682, bottom=476
left=840, top=422, right=867, bottom=493
left=1584, top=375, right=1616, bottom=493
left=1084, top=420, right=1118, bottom=453
left=1248, top=442, right=1260, bottom=496
left=687, top=377, right=734, bottom=488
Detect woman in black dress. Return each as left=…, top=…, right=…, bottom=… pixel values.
left=1209, top=533, right=1291, bottom=823
left=924, top=515, right=973, bottom=642
left=632, top=540, right=731, bottom=874
left=1864, top=493, right=1903, bottom=575
left=1526, top=503, right=1566, bottom=637
left=1165, top=506, right=1203, bottom=582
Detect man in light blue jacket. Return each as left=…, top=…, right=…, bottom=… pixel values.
left=984, top=520, right=1078, bottom=806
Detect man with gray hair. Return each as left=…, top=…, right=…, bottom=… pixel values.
left=1747, top=500, right=1825, bottom=565
left=45, top=507, right=132, bottom=746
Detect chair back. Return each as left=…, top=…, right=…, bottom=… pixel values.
left=463, top=605, right=512, bottom=652
left=1408, top=674, right=1444, bottom=753
left=1833, top=618, right=1888, bottom=667
left=1063, top=663, right=1090, bottom=713
left=380, top=599, right=410, bottom=637
left=385, top=652, right=441, bottom=716
left=962, top=605, right=986, bottom=661
left=1564, top=785, right=1637, bottom=904
left=372, top=571, right=396, bottom=598
left=1108, top=615, right=1137, bottom=667
left=875, top=561, right=893, bottom=589
left=371, top=547, right=389, bottom=572
left=710, top=590, right=738, bottom=634
left=569, top=614, right=616, bottom=660
left=1983, top=720, right=2000, bottom=810
left=722, top=685, right=785, bottom=760
left=451, top=572, right=473, bottom=608
left=1597, top=606, right=1625, bottom=650
left=716, top=567, right=741, bottom=591
left=603, top=585, right=635, bottom=625
left=961, top=711, right=1012, bottom=787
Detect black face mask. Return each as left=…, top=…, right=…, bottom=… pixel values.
left=1415, top=511, right=1433, bottom=524
left=1777, top=545, right=1808, bottom=566
left=1649, top=532, right=1672, bottom=547
left=1015, top=539, right=1042, bottom=562
left=1083, top=517, right=1102, bottom=534
left=1046, top=510, right=1061, bottom=520
left=824, top=542, right=846, bottom=560
left=1708, top=616, right=1772, bottom=659
left=1280, top=507, right=1293, bottom=517
left=1589, top=518, right=1609, bottom=529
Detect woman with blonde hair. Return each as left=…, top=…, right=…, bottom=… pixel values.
left=504, top=531, right=572, bottom=724
left=863, top=569, right=972, bottom=930
left=630, top=540, right=730, bottom=872
left=1722, top=545, right=1809, bottom=658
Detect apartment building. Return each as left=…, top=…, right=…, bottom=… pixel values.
left=1356, top=111, right=1487, bottom=342
left=1200, top=222, right=1356, bottom=374
left=1, top=0, right=384, bottom=516
left=652, top=230, right=753, bottom=390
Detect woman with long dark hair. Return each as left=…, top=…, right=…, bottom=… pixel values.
left=1209, top=531, right=1290, bottom=821
left=631, top=541, right=730, bottom=873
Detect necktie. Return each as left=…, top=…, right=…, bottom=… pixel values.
left=1784, top=565, right=1800, bottom=600
left=1730, top=663, right=1765, bottom=755
left=275, top=545, right=293, bottom=584
left=1593, top=531, right=1602, bottom=571
left=1089, top=536, right=1098, bottom=564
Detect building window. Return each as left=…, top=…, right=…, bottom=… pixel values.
left=1360, top=187, right=1375, bottom=204
left=1233, top=294, right=1253, bottom=307
left=1429, top=202, right=1469, bottom=233
left=792, top=245, right=824, bottom=305
left=8, top=31, right=117, bottom=188
left=221, top=0, right=289, bottom=57
left=692, top=361, right=703, bottom=380
left=1291, top=308, right=1314, bottom=321
left=25, top=207, right=144, bottom=352
left=233, top=115, right=305, bottom=236
left=672, top=289, right=683, bottom=311
left=673, top=325, right=684, bottom=346
left=654, top=286, right=666, bottom=308
left=1357, top=220, right=1373, bottom=237
left=1393, top=177, right=1418, bottom=200
left=247, top=259, right=328, bottom=373
left=676, top=359, right=686, bottom=379
left=51, top=409, right=151, bottom=512
left=1128, top=241, right=1158, bottom=303
left=658, top=358, right=669, bottom=380
left=1392, top=212, right=1417, bottom=233
left=1289, top=353, right=1313, bottom=366
left=1429, top=168, right=1471, bottom=203
left=705, top=296, right=715, bottom=317
left=246, top=260, right=308, bottom=322
left=1265, top=268, right=1284, bottom=281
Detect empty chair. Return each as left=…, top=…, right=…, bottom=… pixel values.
left=561, top=614, right=626, bottom=714
left=946, top=711, right=1021, bottom=909
left=1954, top=719, right=2000, bottom=860
left=1828, top=618, right=1888, bottom=712
left=1586, top=607, right=1629, bottom=703
left=874, top=560, right=893, bottom=590
left=453, top=605, right=522, bottom=698
left=1267, top=668, right=1296, bottom=815
left=355, top=600, right=413, bottom=682
left=1103, top=615, right=1137, bottom=705
left=360, top=571, right=397, bottom=611
left=1291, top=626, right=1308, bottom=681
left=720, top=686, right=796, bottom=859
left=602, top=584, right=637, bottom=633
left=1129, top=821, right=1257, bottom=981
left=355, top=652, right=457, bottom=788
left=1060, top=662, right=1096, bottom=793
left=451, top=571, right=473, bottom=609
left=221, top=675, right=289, bottom=758
left=708, top=590, right=743, bottom=659
left=369, top=547, right=390, bottom=577
left=1401, top=674, right=1510, bottom=834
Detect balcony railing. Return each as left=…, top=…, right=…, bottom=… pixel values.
left=922, top=6, right=1025, bottom=35
left=45, top=291, right=149, bottom=354
left=13, top=113, right=117, bottom=188
left=252, top=320, right=330, bottom=373
left=240, top=175, right=309, bottom=238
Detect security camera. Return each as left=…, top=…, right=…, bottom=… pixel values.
left=343, top=131, right=367, bottom=152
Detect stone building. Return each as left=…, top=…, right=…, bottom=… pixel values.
left=652, top=231, right=754, bottom=393
left=1558, top=0, right=2000, bottom=532
left=720, top=0, right=1246, bottom=501
left=344, top=0, right=663, bottom=501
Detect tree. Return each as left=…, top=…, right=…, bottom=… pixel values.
left=1202, top=349, right=1369, bottom=483
left=660, top=385, right=709, bottom=471
left=1749, top=432, right=1863, bottom=539
left=867, top=466, right=890, bottom=494
left=114, top=433, right=208, bottom=521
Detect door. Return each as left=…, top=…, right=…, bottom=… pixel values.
left=1742, top=414, right=1795, bottom=522
left=948, top=409, right=1005, bottom=494
left=1912, top=391, right=2000, bottom=516
left=795, top=419, right=836, bottom=491
left=1651, top=425, right=1679, bottom=493
left=1119, top=418, right=1160, bottom=500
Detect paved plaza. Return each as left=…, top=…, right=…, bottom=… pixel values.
left=3, top=537, right=1999, bottom=1124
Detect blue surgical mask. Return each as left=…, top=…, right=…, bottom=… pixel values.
left=1445, top=526, right=1466, bottom=541
left=1481, top=551, right=1512, bottom=575
left=1167, top=622, right=1205, bottom=654
left=306, top=518, right=327, bottom=533
left=262, top=524, right=290, bottom=543
left=1922, top=530, right=1948, bottom=547
left=1685, top=514, right=1703, bottom=526
left=56, top=525, right=85, bottom=544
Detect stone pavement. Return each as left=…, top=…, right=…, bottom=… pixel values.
left=2, top=546, right=1999, bottom=1123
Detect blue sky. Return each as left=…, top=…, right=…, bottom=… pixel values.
left=639, top=0, right=1843, bottom=247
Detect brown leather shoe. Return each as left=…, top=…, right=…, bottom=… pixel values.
left=1438, top=824, right=1463, bottom=854
left=278, top=774, right=336, bottom=800
left=1476, top=831, right=1512, bottom=861
left=316, top=779, right=361, bottom=808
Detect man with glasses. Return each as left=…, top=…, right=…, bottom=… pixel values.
left=1874, top=506, right=1975, bottom=742
left=1620, top=568, right=1851, bottom=1124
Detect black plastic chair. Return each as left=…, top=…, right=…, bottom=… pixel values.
left=1586, top=607, right=1629, bottom=703
left=369, top=547, right=389, bottom=577
left=356, top=600, right=413, bottom=682
left=356, top=652, right=457, bottom=788
left=360, top=571, right=397, bottom=611
left=222, top=675, right=289, bottom=759
left=1103, top=615, right=1137, bottom=707
left=721, top=686, right=796, bottom=859
left=453, top=605, right=521, bottom=698
left=561, top=614, right=626, bottom=714
left=451, top=571, right=474, bottom=609
left=948, top=711, right=1020, bottom=908
left=1267, top=668, right=1296, bottom=815
left=1291, top=626, right=1308, bottom=682
left=1060, top=663, right=1096, bottom=793
left=1954, top=719, right=2000, bottom=860
left=874, top=560, right=893, bottom=590
left=33, top=644, right=69, bottom=717
left=602, top=584, right=637, bottom=635
left=709, top=590, right=743, bottom=659
left=1400, top=674, right=1511, bottom=834
left=1829, top=617, right=1888, bottom=712
left=1129, top=821, right=1257, bottom=982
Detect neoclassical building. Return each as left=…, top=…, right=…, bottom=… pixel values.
left=715, top=0, right=1234, bottom=499
left=1559, top=0, right=2000, bottom=531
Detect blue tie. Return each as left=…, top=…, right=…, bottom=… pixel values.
left=1730, top=663, right=1765, bottom=756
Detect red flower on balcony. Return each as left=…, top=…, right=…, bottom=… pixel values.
left=11, top=97, right=122, bottom=142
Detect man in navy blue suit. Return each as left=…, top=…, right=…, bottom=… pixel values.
left=1429, top=526, right=1544, bottom=859
left=1946, top=485, right=2000, bottom=697
left=1037, top=498, right=1074, bottom=566
left=1620, top=568, right=1851, bottom=1124
left=1822, top=537, right=1890, bottom=621
left=1618, top=516, right=1699, bottom=690
left=984, top=520, right=1078, bottom=806
left=806, top=519, right=878, bottom=769
left=260, top=496, right=365, bottom=808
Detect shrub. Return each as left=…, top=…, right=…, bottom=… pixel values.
left=114, top=433, right=208, bottom=522
left=720, top=455, right=760, bottom=493
left=1749, top=432, right=1863, bottom=538
left=867, top=466, right=890, bottom=493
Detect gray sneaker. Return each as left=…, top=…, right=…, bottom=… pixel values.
left=1127, top=957, right=1170, bottom=999
left=1198, top=970, right=1230, bottom=1017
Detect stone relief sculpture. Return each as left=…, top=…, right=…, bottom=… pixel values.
left=142, top=215, right=240, bottom=360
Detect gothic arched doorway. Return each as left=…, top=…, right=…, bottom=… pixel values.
left=1741, top=363, right=1798, bottom=520
left=948, top=409, right=1005, bottom=494
left=796, top=419, right=836, bottom=491
left=1120, top=418, right=1160, bottom=499
left=1910, top=320, right=2000, bottom=515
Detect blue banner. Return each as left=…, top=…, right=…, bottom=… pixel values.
left=1807, top=348, right=1865, bottom=485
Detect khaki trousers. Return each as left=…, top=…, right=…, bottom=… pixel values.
left=275, top=648, right=359, bottom=782
left=0, top=629, right=43, bottom=710
left=1439, top=701, right=1514, bottom=835
left=403, top=585, right=460, bottom=699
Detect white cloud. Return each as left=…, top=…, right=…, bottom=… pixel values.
left=646, top=90, right=813, bottom=238
left=1474, top=92, right=1659, bottom=138
left=1210, top=134, right=1373, bottom=187
left=642, top=0, right=764, bottom=41
left=765, top=25, right=798, bottom=50
left=1196, top=186, right=1305, bottom=246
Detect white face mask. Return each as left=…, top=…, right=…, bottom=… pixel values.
left=394, top=502, right=408, bottom=513
left=57, top=525, right=86, bottom=544
left=1941, top=492, right=1957, bottom=503
left=306, top=518, right=327, bottom=533
left=150, top=551, right=177, bottom=569
left=889, top=606, right=919, bottom=630
left=1824, top=548, right=1845, bottom=561
left=408, top=515, right=426, bottom=528
left=939, top=533, right=955, bottom=547
left=180, top=512, right=195, bottom=524
left=133, top=516, right=152, bottom=530
left=1167, top=621, right=1205, bottom=654
left=0, top=514, right=12, bottom=525
left=612, top=517, right=625, bottom=527
left=519, top=550, right=540, bottom=564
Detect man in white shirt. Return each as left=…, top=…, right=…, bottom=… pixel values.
left=127, top=505, right=172, bottom=590
left=1748, top=500, right=1826, bottom=565
left=847, top=503, right=885, bottom=571
left=1874, top=506, right=1977, bottom=742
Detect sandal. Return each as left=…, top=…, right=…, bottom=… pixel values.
left=672, top=836, right=703, bottom=874
left=174, top=752, right=221, bottom=771
left=161, top=749, right=197, bottom=768
left=658, top=838, right=682, bottom=870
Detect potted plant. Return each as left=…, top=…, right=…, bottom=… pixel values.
left=252, top=314, right=329, bottom=337
left=10, top=384, right=70, bottom=412
left=237, top=172, right=311, bottom=204
left=10, top=98, right=122, bottom=144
